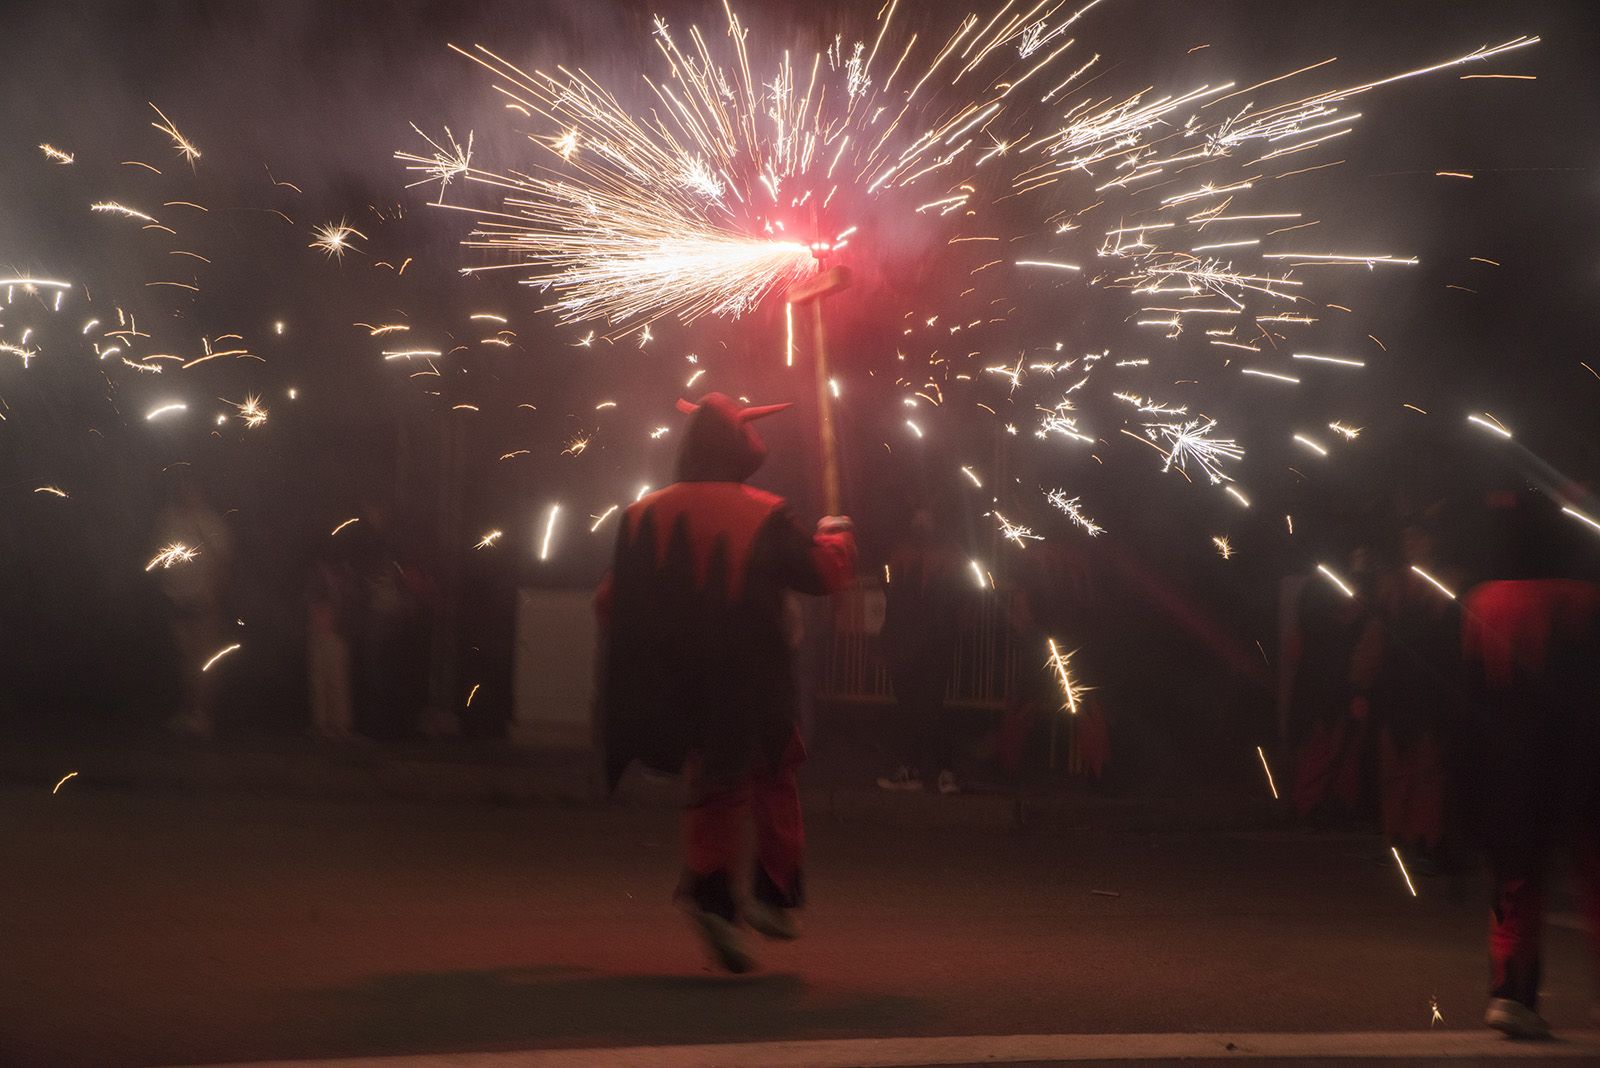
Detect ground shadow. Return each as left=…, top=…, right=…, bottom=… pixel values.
left=282, top=964, right=932, bottom=1057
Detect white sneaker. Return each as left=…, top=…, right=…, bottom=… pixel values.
left=937, top=770, right=961, bottom=795
left=744, top=900, right=800, bottom=941
left=1484, top=997, right=1550, bottom=1039
left=681, top=906, right=755, bottom=974
left=876, top=766, right=924, bottom=792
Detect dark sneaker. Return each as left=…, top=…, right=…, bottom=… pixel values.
left=745, top=899, right=800, bottom=941
left=1485, top=997, right=1551, bottom=1039
left=682, top=905, right=756, bottom=973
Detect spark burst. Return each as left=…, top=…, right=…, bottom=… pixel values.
left=1045, top=638, right=1088, bottom=715
left=994, top=511, right=1043, bottom=547
left=150, top=103, right=201, bottom=164
left=430, top=3, right=1107, bottom=330
left=145, top=543, right=199, bottom=571
left=397, top=124, right=473, bottom=205
left=232, top=394, right=268, bottom=428
left=310, top=219, right=367, bottom=259
left=1045, top=489, right=1104, bottom=536
left=1146, top=419, right=1243, bottom=484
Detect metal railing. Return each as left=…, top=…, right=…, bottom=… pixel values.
left=817, top=582, right=1022, bottom=709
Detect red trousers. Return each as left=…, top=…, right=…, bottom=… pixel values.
left=683, top=730, right=806, bottom=912
left=1292, top=717, right=1366, bottom=819
left=1488, top=835, right=1600, bottom=1008
left=1379, top=728, right=1444, bottom=848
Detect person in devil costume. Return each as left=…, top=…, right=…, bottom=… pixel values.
left=1463, top=488, right=1600, bottom=1038
left=595, top=392, right=856, bottom=973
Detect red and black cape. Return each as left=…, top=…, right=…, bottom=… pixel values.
left=595, top=394, right=854, bottom=790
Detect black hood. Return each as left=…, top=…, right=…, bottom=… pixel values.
left=674, top=392, right=790, bottom=483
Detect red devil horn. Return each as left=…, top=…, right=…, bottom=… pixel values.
left=738, top=402, right=792, bottom=423
left=675, top=398, right=700, bottom=415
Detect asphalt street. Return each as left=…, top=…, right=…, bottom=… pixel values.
left=2, top=784, right=1596, bottom=1067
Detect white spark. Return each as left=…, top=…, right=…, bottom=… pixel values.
left=1409, top=565, right=1457, bottom=600
left=1467, top=412, right=1512, bottom=438
left=201, top=643, right=241, bottom=672
left=1255, top=746, right=1279, bottom=799
left=1562, top=506, right=1600, bottom=535
left=1316, top=563, right=1355, bottom=598
left=1391, top=845, right=1419, bottom=897
left=145, top=402, right=187, bottom=421
left=539, top=504, right=561, bottom=561
left=1292, top=434, right=1328, bottom=457
left=1292, top=353, right=1366, bottom=367
left=1241, top=368, right=1301, bottom=384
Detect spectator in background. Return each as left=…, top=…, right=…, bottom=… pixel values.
left=305, top=541, right=356, bottom=741
left=1373, top=522, right=1463, bottom=874
left=1464, top=489, right=1600, bottom=1039
left=878, top=507, right=965, bottom=794
left=998, top=581, right=1109, bottom=783
left=154, top=474, right=232, bottom=739
left=1289, top=544, right=1382, bottom=824
left=347, top=501, right=432, bottom=741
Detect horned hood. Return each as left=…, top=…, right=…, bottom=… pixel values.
left=674, top=392, right=790, bottom=483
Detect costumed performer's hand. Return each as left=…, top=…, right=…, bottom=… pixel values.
left=817, top=515, right=854, bottom=534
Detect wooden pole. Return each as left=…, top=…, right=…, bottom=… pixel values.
left=811, top=298, right=842, bottom=516
left=787, top=263, right=851, bottom=516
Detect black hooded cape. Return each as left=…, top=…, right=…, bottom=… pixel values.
left=595, top=394, right=853, bottom=790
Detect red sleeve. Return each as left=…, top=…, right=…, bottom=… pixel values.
left=809, top=529, right=858, bottom=595
left=768, top=509, right=857, bottom=595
